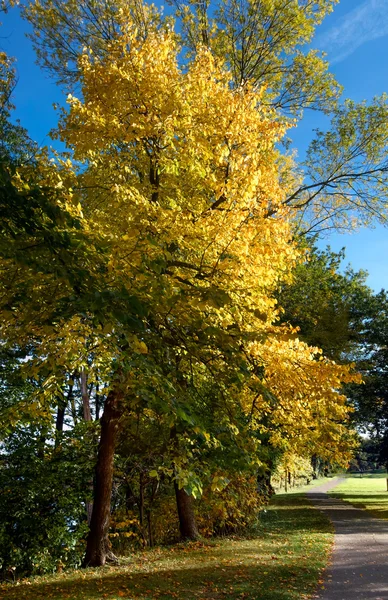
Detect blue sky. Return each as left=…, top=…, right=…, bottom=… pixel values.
left=293, top=0, right=388, bottom=292
left=1, top=0, right=388, bottom=291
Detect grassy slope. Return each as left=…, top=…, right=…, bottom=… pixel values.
left=0, top=483, right=333, bottom=600
left=329, top=472, right=388, bottom=519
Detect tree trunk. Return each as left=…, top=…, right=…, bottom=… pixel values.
left=174, top=482, right=199, bottom=540
left=37, top=430, right=46, bottom=459
left=80, top=369, right=92, bottom=422
left=147, top=510, right=154, bottom=547
left=55, top=384, right=72, bottom=447
left=257, top=469, right=274, bottom=499
left=83, top=387, right=123, bottom=567
left=55, top=401, right=66, bottom=432
left=95, top=378, right=100, bottom=421
left=170, top=422, right=199, bottom=541
left=139, top=472, right=145, bottom=528
left=80, top=369, right=94, bottom=524
left=70, top=380, right=78, bottom=425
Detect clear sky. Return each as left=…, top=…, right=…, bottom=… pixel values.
left=1, top=0, right=388, bottom=292
left=293, top=0, right=388, bottom=292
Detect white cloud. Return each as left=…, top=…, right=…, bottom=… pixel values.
left=314, top=0, right=388, bottom=64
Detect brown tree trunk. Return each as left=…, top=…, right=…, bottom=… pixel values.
left=257, top=468, right=274, bottom=499
left=170, top=421, right=199, bottom=541
left=174, top=483, right=199, bottom=540
left=83, top=386, right=123, bottom=567
left=80, top=369, right=92, bottom=422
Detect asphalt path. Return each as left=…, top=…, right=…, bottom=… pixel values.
left=307, top=478, right=388, bottom=600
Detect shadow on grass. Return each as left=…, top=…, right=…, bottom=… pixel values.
left=1, top=496, right=331, bottom=600
left=345, top=471, right=387, bottom=478
left=261, top=495, right=333, bottom=534
left=329, top=493, right=388, bottom=519
left=0, top=560, right=324, bottom=600
left=329, top=494, right=388, bottom=500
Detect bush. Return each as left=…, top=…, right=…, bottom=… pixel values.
left=197, top=475, right=265, bottom=536
left=0, top=425, right=96, bottom=578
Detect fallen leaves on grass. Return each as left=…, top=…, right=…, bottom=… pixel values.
left=0, top=494, right=333, bottom=600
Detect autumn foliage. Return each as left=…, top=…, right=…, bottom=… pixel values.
left=0, top=0, right=370, bottom=576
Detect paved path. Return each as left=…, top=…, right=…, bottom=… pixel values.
left=307, top=478, right=388, bottom=599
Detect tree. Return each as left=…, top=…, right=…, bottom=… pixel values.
left=0, top=0, right=36, bottom=164
left=50, top=21, right=358, bottom=565
left=289, top=97, right=388, bottom=234
left=0, top=32, right=149, bottom=569
left=2, top=0, right=364, bottom=570
left=23, top=0, right=388, bottom=234
left=346, top=291, right=388, bottom=454
left=23, top=0, right=341, bottom=115
left=173, top=0, right=341, bottom=115
left=0, top=53, right=36, bottom=164
left=277, top=244, right=374, bottom=361
left=278, top=244, right=388, bottom=476
left=0, top=423, right=96, bottom=577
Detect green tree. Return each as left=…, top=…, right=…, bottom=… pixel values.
left=347, top=291, right=388, bottom=449
left=0, top=424, right=97, bottom=577
left=278, top=245, right=388, bottom=475
left=277, top=244, right=374, bottom=361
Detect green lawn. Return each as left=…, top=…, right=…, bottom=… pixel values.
left=0, top=484, right=333, bottom=600
left=329, top=472, right=388, bottom=519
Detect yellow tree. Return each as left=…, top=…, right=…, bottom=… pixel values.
left=23, top=0, right=388, bottom=236
left=41, top=19, right=360, bottom=565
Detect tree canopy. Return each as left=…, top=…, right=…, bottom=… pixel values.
left=0, top=0, right=386, bottom=576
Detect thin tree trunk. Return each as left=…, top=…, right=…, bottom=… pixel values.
left=174, top=482, right=199, bottom=540
left=55, top=398, right=66, bottom=433
left=311, top=454, right=318, bottom=479
left=80, top=369, right=94, bottom=524
left=139, top=472, right=145, bottom=528
left=55, top=384, right=72, bottom=447
left=83, top=386, right=124, bottom=567
left=95, top=378, right=100, bottom=421
left=37, top=430, right=46, bottom=459
left=80, top=369, right=92, bottom=422
left=70, top=378, right=78, bottom=425
left=145, top=479, right=159, bottom=547
left=86, top=495, right=94, bottom=527
left=147, top=510, right=154, bottom=547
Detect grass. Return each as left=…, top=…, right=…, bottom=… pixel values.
left=0, top=482, right=333, bottom=600
left=329, top=471, right=388, bottom=519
